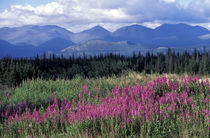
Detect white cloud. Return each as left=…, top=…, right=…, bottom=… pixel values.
left=199, top=34, right=210, bottom=40
left=142, top=22, right=162, bottom=29
left=161, top=0, right=176, bottom=3
left=0, top=0, right=209, bottom=32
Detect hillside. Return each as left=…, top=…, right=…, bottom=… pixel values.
left=0, top=23, right=210, bottom=57
left=58, top=40, right=148, bottom=57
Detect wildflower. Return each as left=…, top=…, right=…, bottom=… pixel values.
left=205, top=97, right=209, bottom=104
left=83, top=84, right=88, bottom=94
left=121, top=122, right=124, bottom=128
left=14, top=113, right=18, bottom=123
left=97, top=88, right=100, bottom=94
left=8, top=116, right=12, bottom=126
left=18, top=129, right=22, bottom=134
left=7, top=92, right=11, bottom=98
left=88, top=91, right=91, bottom=97
left=79, top=91, right=82, bottom=99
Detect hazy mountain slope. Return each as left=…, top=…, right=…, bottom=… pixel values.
left=70, top=25, right=114, bottom=43
left=151, top=23, right=210, bottom=46
left=0, top=40, right=38, bottom=58
left=38, top=37, right=75, bottom=53
left=1, top=23, right=210, bottom=47
left=112, top=24, right=153, bottom=43
left=57, top=40, right=148, bottom=57
left=0, top=23, right=210, bottom=58
left=154, top=23, right=209, bottom=38
left=0, top=25, right=73, bottom=46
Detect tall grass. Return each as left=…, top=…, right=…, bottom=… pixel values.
left=0, top=72, right=150, bottom=106
left=0, top=73, right=209, bottom=137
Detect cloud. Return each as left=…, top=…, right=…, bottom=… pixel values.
left=189, top=0, right=210, bottom=17
left=0, top=0, right=209, bottom=32
left=161, top=0, right=176, bottom=3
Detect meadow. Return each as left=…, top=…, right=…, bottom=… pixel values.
left=0, top=72, right=209, bottom=137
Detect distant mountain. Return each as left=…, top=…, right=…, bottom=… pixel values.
left=1, top=23, right=210, bottom=47
left=70, top=25, right=114, bottom=43
left=0, top=23, right=210, bottom=58
left=0, top=25, right=73, bottom=46
left=154, top=23, right=209, bottom=38
left=38, top=37, right=75, bottom=53
left=0, top=38, right=75, bottom=57
left=57, top=40, right=148, bottom=57
left=112, top=23, right=210, bottom=46
left=0, top=40, right=16, bottom=57
left=57, top=40, right=210, bottom=57
left=151, top=23, right=210, bottom=46
left=112, top=24, right=153, bottom=43
left=0, top=40, right=37, bottom=58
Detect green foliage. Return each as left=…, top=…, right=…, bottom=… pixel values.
left=0, top=49, right=209, bottom=87
left=0, top=72, right=145, bottom=106
left=0, top=74, right=209, bottom=137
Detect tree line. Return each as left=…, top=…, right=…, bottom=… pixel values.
left=0, top=48, right=209, bottom=86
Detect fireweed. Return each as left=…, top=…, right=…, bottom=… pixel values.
left=0, top=75, right=209, bottom=137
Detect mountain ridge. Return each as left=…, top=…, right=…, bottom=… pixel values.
left=0, top=23, right=210, bottom=57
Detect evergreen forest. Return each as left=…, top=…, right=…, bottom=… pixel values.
left=0, top=48, right=209, bottom=86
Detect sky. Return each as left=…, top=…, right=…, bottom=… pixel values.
left=0, top=0, right=209, bottom=32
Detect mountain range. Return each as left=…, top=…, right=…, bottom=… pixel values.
left=0, top=23, right=210, bottom=58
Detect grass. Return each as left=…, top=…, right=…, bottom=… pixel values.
left=0, top=72, right=209, bottom=137
left=0, top=72, right=149, bottom=106
left=2, top=72, right=209, bottom=106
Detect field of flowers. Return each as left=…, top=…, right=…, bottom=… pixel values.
left=0, top=73, right=209, bottom=137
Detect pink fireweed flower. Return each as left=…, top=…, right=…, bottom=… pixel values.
left=79, top=91, right=82, bottom=99
left=191, top=103, right=195, bottom=109
left=205, top=97, right=209, bottom=104
left=161, top=76, right=167, bottom=83
left=204, top=109, right=210, bottom=117
left=14, top=113, right=18, bottom=123
left=3, top=75, right=205, bottom=131
left=7, top=92, right=11, bottom=98
left=49, top=95, right=52, bottom=100
left=156, top=77, right=160, bottom=83
left=84, top=132, right=88, bottom=137
left=97, top=88, right=100, bottom=94
left=72, top=98, right=75, bottom=104
left=41, top=112, right=47, bottom=122
left=5, top=109, right=9, bottom=118
left=166, top=113, right=170, bottom=119
left=31, top=108, right=40, bottom=124
left=205, top=79, right=209, bottom=85
left=8, top=116, right=12, bottom=126
left=153, top=79, right=156, bottom=85
left=190, top=117, right=193, bottom=123
left=194, top=74, right=199, bottom=82
left=25, top=110, right=30, bottom=121
left=187, top=75, right=192, bottom=81
left=121, top=122, right=124, bottom=128
left=182, top=79, right=187, bottom=86
left=83, top=84, right=88, bottom=94
left=18, top=114, right=24, bottom=122
left=18, top=129, right=22, bottom=134
left=53, top=97, right=59, bottom=108
left=88, top=91, right=91, bottom=97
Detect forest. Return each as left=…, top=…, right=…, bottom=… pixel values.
left=0, top=48, right=209, bottom=137
left=0, top=48, right=209, bottom=86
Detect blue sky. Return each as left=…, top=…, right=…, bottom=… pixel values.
left=0, top=0, right=209, bottom=32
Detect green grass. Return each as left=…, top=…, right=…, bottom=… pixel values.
left=1, top=72, right=209, bottom=107
left=0, top=72, right=209, bottom=137
left=0, top=72, right=147, bottom=106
